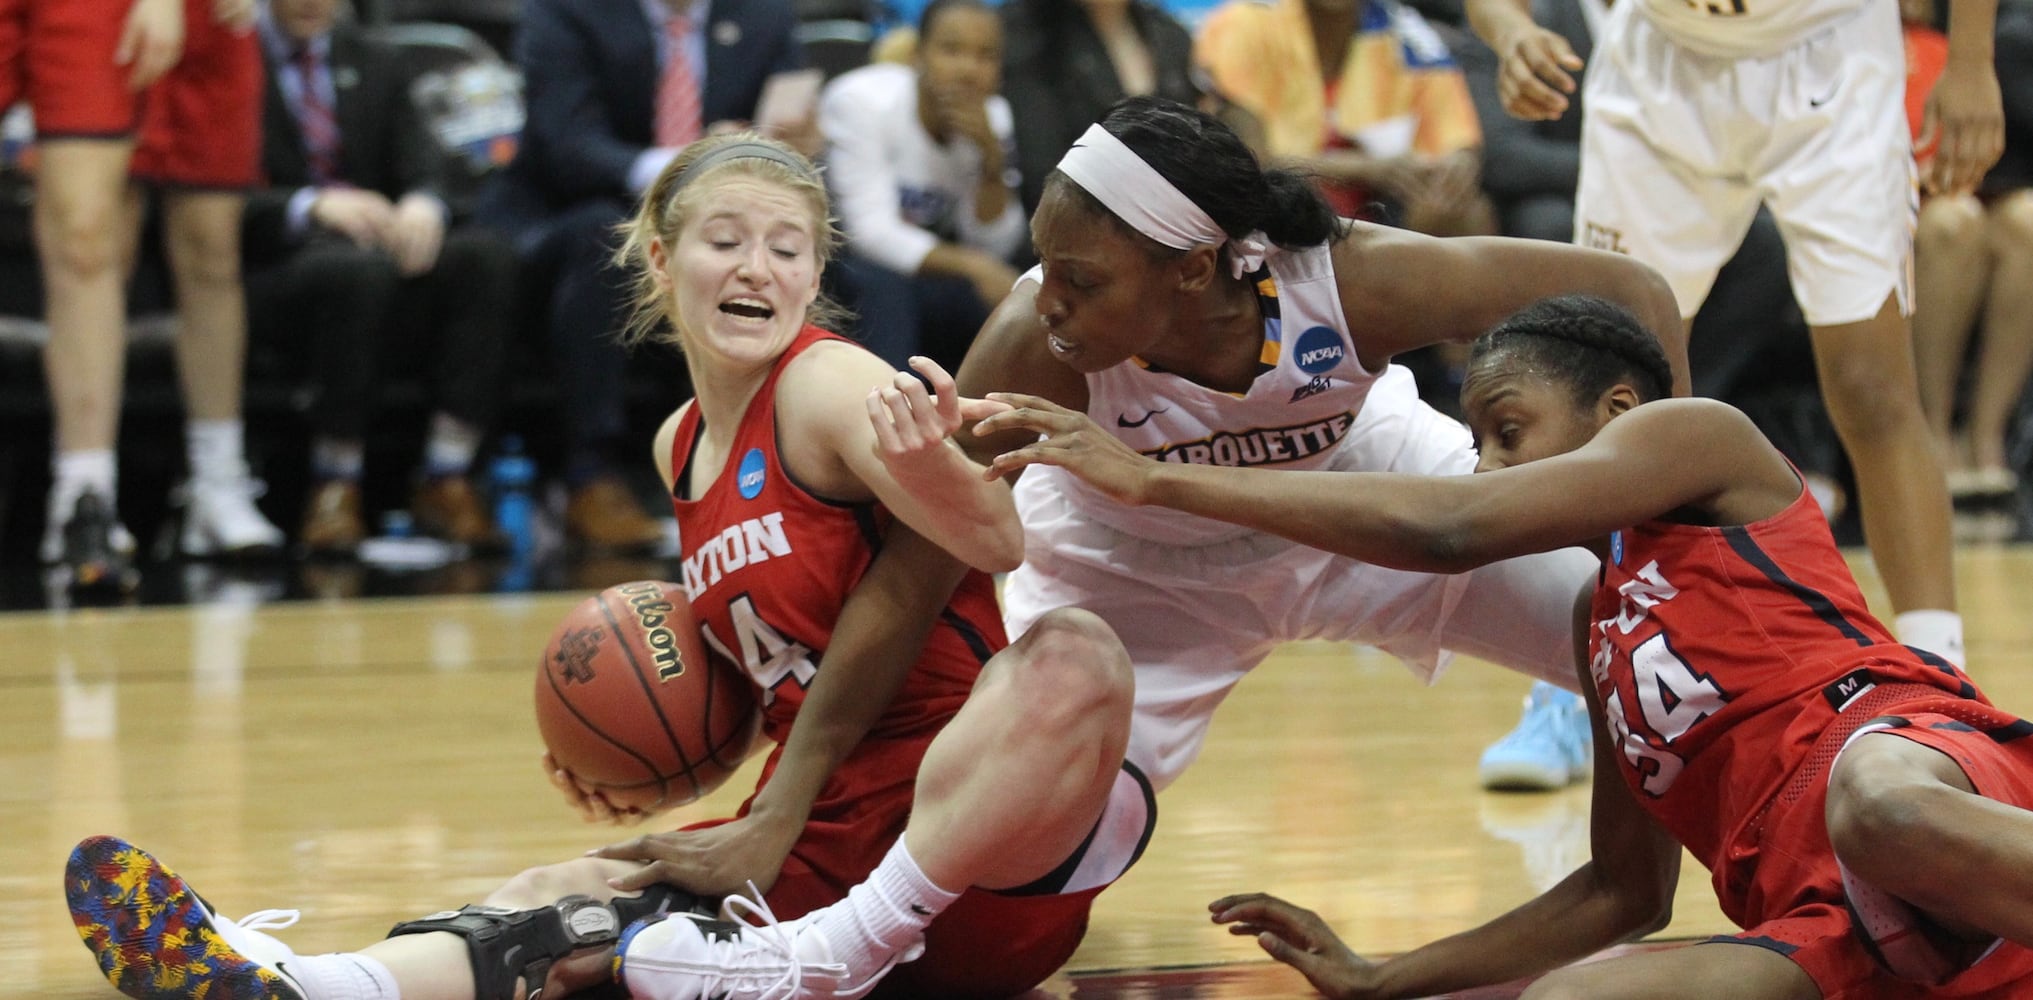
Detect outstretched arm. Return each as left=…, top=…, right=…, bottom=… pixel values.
left=978, top=397, right=1764, bottom=573
left=1338, top=226, right=1691, bottom=396
left=1211, top=588, right=1683, bottom=999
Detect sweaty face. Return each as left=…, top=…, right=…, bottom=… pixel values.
left=1459, top=359, right=1605, bottom=473
left=658, top=175, right=823, bottom=370
left=917, top=6, right=1002, bottom=100
left=1027, top=185, right=1173, bottom=373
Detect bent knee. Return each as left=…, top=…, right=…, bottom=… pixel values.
left=1825, top=745, right=1954, bottom=870
left=1008, top=608, right=1134, bottom=714
left=1919, top=193, right=1987, bottom=251
left=38, top=206, right=125, bottom=277
left=1989, top=190, right=2033, bottom=257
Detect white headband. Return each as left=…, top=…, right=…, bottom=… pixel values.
left=1056, top=124, right=1268, bottom=279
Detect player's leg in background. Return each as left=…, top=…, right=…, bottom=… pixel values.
left=1774, top=5, right=1962, bottom=664
left=36, top=139, right=143, bottom=580
left=1808, top=300, right=1960, bottom=652
left=160, top=188, right=285, bottom=557
left=1520, top=941, right=1819, bottom=1000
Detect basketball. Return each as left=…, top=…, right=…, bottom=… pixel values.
left=535, top=580, right=762, bottom=813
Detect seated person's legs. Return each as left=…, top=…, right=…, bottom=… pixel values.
left=245, top=237, right=403, bottom=555
left=404, top=227, right=521, bottom=549
left=540, top=200, right=663, bottom=554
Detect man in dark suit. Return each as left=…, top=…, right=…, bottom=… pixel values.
left=247, top=0, right=519, bottom=556
left=476, top=0, right=816, bottom=553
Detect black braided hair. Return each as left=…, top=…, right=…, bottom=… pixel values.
left=1469, top=295, right=1673, bottom=405
left=1046, top=96, right=1343, bottom=254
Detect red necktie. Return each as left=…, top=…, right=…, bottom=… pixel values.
left=655, top=14, right=702, bottom=147
left=294, top=46, right=343, bottom=184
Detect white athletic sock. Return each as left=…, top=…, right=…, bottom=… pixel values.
left=51, top=449, right=118, bottom=515
left=810, top=834, right=959, bottom=971
left=1895, top=610, right=1966, bottom=669
left=423, top=413, right=481, bottom=478
left=311, top=437, right=366, bottom=483
left=284, top=952, right=399, bottom=1000
left=186, top=419, right=246, bottom=482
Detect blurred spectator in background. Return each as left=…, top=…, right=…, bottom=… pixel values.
left=820, top=0, right=1023, bottom=372
left=25, top=0, right=283, bottom=597
left=246, top=0, right=517, bottom=557
left=474, top=0, right=814, bottom=553
left=1000, top=0, right=1204, bottom=218
left=1907, top=0, right=2033, bottom=507
left=1195, top=0, right=1493, bottom=236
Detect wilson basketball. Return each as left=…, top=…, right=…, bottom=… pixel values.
left=535, top=580, right=762, bottom=813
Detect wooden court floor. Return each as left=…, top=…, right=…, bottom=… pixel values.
left=9, top=545, right=2033, bottom=999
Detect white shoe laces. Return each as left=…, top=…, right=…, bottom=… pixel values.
left=634, top=884, right=846, bottom=1000
left=234, top=909, right=302, bottom=933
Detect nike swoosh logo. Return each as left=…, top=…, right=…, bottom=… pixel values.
left=1809, top=77, right=1841, bottom=108
left=1117, top=407, right=1168, bottom=428
left=909, top=903, right=933, bottom=916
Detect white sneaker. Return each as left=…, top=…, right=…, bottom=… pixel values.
left=180, top=465, right=285, bottom=558
left=66, top=835, right=307, bottom=1000
left=618, top=890, right=919, bottom=1000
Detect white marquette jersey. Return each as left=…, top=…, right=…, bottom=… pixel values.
left=1635, top=0, right=1868, bottom=57
left=1014, top=243, right=1391, bottom=546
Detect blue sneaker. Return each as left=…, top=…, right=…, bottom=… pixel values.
left=1478, top=682, right=1592, bottom=791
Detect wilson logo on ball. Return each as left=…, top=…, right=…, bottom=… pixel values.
left=616, top=580, right=687, bottom=680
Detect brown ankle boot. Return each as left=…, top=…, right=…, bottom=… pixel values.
left=565, top=476, right=664, bottom=553
left=300, top=480, right=366, bottom=557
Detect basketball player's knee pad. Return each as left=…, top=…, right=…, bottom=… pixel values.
left=385, top=895, right=622, bottom=1000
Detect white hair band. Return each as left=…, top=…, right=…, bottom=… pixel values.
left=1055, top=123, right=1268, bottom=278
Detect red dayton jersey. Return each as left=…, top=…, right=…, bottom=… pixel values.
left=669, top=326, right=1004, bottom=745
left=1587, top=486, right=1982, bottom=918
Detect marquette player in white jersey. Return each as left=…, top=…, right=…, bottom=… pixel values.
left=953, top=97, right=1685, bottom=815
left=1466, top=0, right=2005, bottom=670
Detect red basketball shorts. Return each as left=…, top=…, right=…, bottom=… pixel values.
left=131, top=0, right=260, bottom=188
left=1715, top=696, right=2033, bottom=999
left=684, top=732, right=1105, bottom=1000
left=0, top=0, right=259, bottom=186
left=0, top=0, right=141, bottom=136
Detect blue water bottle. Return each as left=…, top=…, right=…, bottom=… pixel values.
left=490, top=435, right=537, bottom=559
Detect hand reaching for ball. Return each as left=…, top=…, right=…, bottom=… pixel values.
left=544, top=751, right=653, bottom=826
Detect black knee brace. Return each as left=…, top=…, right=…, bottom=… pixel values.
left=386, top=895, right=621, bottom=1000
left=384, top=886, right=707, bottom=1000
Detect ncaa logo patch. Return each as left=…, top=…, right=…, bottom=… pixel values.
left=1610, top=530, right=1624, bottom=567
left=738, top=448, right=767, bottom=500
left=1293, top=326, right=1347, bottom=375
